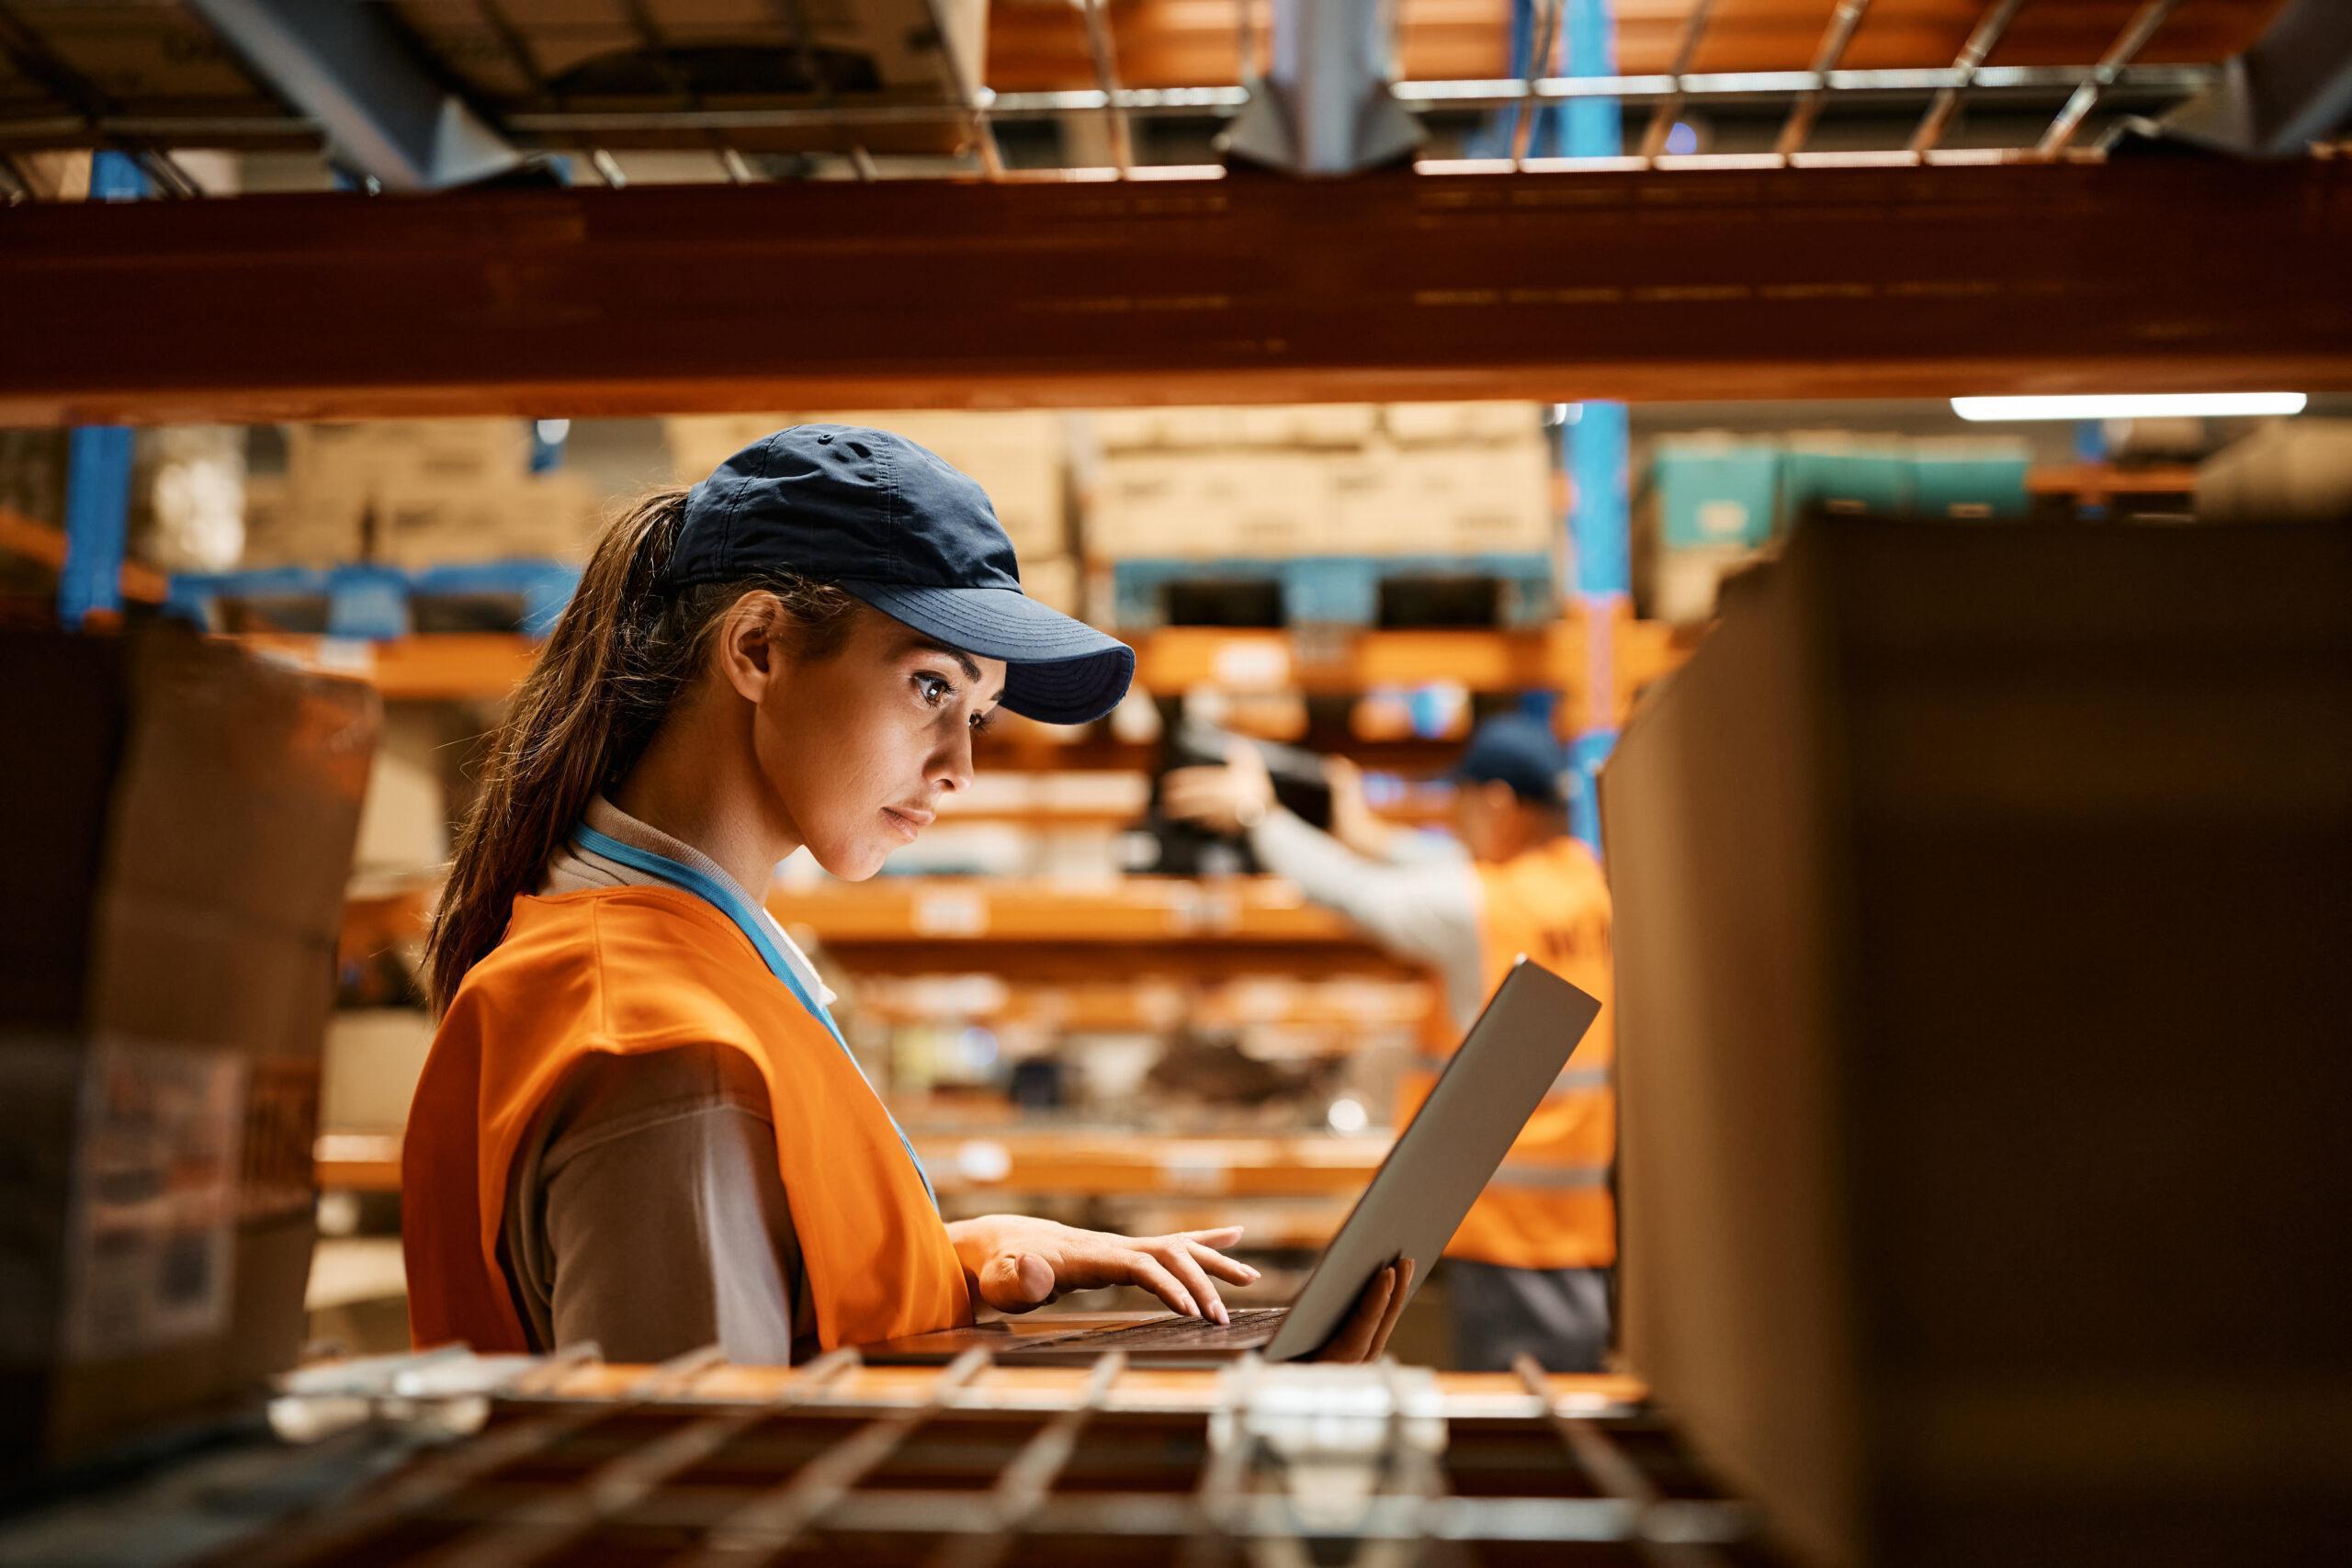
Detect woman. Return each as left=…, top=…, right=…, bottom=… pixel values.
left=402, top=425, right=1410, bottom=1365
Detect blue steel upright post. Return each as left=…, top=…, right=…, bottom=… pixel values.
left=1563, top=0, right=1628, bottom=851
left=59, top=152, right=148, bottom=628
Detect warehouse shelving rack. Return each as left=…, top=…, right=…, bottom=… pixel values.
left=8, top=1346, right=1768, bottom=1568
left=0, top=1, right=2272, bottom=193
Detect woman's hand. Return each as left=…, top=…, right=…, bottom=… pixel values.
left=1306, top=1258, right=1417, bottom=1363
left=1161, top=741, right=1277, bottom=837
left=946, top=1216, right=1261, bottom=1324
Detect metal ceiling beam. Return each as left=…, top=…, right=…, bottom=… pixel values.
left=2, top=161, right=2346, bottom=425
left=187, top=0, right=521, bottom=190
left=2151, top=0, right=2352, bottom=155
left=1225, top=0, right=1422, bottom=175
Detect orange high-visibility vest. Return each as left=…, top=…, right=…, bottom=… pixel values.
left=403, top=886, right=972, bottom=1353
left=1399, top=836, right=1615, bottom=1269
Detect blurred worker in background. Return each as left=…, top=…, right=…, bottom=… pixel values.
left=1165, top=714, right=1614, bottom=1371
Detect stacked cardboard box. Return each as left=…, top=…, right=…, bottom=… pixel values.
left=242, top=422, right=600, bottom=569
left=0, top=626, right=375, bottom=1472
left=1086, top=403, right=1552, bottom=561
left=1601, top=517, right=2352, bottom=1568
left=2197, top=418, right=2352, bottom=522
left=352, top=706, right=463, bottom=879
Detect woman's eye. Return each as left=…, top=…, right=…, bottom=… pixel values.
left=915, top=673, right=951, bottom=706
left=969, top=708, right=997, bottom=734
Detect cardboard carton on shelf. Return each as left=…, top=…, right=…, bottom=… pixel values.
left=1329, top=439, right=1554, bottom=557
left=1601, top=516, right=2352, bottom=1568
left=1086, top=404, right=1379, bottom=452
left=371, top=472, right=601, bottom=569
left=1645, top=541, right=1759, bottom=626
left=2196, top=417, right=2352, bottom=523
left=1086, top=451, right=1334, bottom=560
left=1019, top=555, right=1084, bottom=619
left=354, top=706, right=459, bottom=876
left=0, top=625, right=375, bottom=1472
left=1382, top=402, right=1544, bottom=446
left=321, top=1010, right=436, bottom=1135
left=240, top=472, right=385, bottom=570
left=286, top=421, right=533, bottom=494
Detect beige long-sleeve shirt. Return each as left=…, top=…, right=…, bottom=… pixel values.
left=496, top=797, right=830, bottom=1364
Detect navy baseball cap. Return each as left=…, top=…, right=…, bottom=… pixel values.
left=665, top=424, right=1134, bottom=725
left=1450, top=714, right=1573, bottom=806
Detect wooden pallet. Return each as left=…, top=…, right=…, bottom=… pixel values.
left=1112, top=552, right=1557, bottom=631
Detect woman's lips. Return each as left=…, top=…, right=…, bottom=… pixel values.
left=881, top=807, right=928, bottom=842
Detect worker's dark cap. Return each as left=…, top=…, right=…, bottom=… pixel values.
left=665, top=424, right=1134, bottom=725
left=1451, top=714, right=1574, bottom=806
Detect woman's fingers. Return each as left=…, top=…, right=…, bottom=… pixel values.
left=1152, top=1241, right=1229, bottom=1325
left=1177, top=1226, right=1246, bottom=1247
left=1189, top=1240, right=1261, bottom=1287
left=1319, top=1265, right=1398, bottom=1363
left=1365, top=1257, right=1417, bottom=1360
left=1121, top=1251, right=1202, bottom=1318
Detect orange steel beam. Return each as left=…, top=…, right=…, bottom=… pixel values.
left=0, top=506, right=169, bottom=601
left=5, top=159, right=2347, bottom=426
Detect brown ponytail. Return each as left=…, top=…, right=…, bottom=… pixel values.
left=424, top=487, right=857, bottom=1013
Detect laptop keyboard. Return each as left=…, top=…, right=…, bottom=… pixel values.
left=1043, top=1307, right=1287, bottom=1348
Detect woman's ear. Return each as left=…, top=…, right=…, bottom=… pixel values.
left=714, top=590, right=788, bottom=704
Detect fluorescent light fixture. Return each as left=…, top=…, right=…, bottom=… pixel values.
left=1951, top=393, right=2306, bottom=422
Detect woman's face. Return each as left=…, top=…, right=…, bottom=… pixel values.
left=753, top=604, right=1006, bottom=880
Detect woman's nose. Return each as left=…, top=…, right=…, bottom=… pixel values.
left=933, top=727, right=976, bottom=794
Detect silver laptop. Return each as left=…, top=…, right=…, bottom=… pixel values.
left=864, top=958, right=1602, bottom=1364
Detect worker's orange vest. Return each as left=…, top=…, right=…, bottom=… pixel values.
left=403, top=886, right=972, bottom=1354
left=1400, top=836, right=1616, bottom=1269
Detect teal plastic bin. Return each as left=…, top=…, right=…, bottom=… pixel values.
left=1909, top=448, right=2032, bottom=519
left=1780, top=445, right=1909, bottom=524
left=1655, top=444, right=1782, bottom=549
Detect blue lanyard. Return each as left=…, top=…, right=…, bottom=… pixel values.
left=571, top=824, right=938, bottom=1209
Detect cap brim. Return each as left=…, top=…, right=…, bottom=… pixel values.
left=839, top=581, right=1136, bottom=726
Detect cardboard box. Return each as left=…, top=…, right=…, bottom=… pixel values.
left=287, top=421, right=532, bottom=494
left=1087, top=452, right=1333, bottom=559
left=0, top=626, right=375, bottom=1472
left=354, top=706, right=455, bottom=874
left=1383, top=402, right=1544, bottom=445
left=1600, top=518, right=2352, bottom=1568
left=321, top=1010, right=436, bottom=1134
left=2197, top=418, right=2352, bottom=523
left=1329, top=440, right=1553, bottom=557
left=1020, top=555, right=1084, bottom=619
left=1086, top=405, right=1379, bottom=451
left=1646, top=542, right=1758, bottom=626
left=238, top=474, right=367, bottom=568
left=1653, top=438, right=1781, bottom=549
left=373, top=473, right=601, bottom=568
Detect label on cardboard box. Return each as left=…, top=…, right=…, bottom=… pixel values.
left=63, top=1042, right=246, bottom=1363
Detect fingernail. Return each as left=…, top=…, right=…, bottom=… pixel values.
left=1244, top=1266, right=1261, bottom=1280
